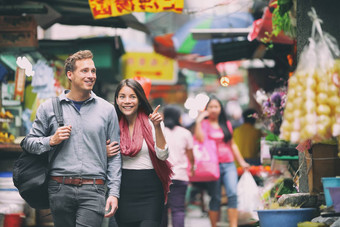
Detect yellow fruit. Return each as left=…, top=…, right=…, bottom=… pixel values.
left=305, top=89, right=316, bottom=100
left=284, top=112, right=294, bottom=121
left=305, top=114, right=317, bottom=124
left=4, top=111, right=14, bottom=119
left=301, top=125, right=316, bottom=140
left=317, top=82, right=329, bottom=93
left=317, top=105, right=331, bottom=115
left=287, top=89, right=296, bottom=100
left=288, top=76, right=299, bottom=88
left=293, top=109, right=302, bottom=118
left=318, top=115, right=331, bottom=127
left=284, top=102, right=294, bottom=112
left=295, top=86, right=304, bottom=97
left=305, top=78, right=317, bottom=90
left=290, top=131, right=300, bottom=144
left=317, top=125, right=327, bottom=137
left=305, top=100, right=316, bottom=113
left=293, top=97, right=304, bottom=107
left=279, top=132, right=290, bottom=141
left=328, top=84, right=339, bottom=96
left=317, top=93, right=328, bottom=104
left=328, top=95, right=340, bottom=108
left=281, top=121, right=292, bottom=132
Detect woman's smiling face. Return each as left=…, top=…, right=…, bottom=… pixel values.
left=116, top=85, right=139, bottom=118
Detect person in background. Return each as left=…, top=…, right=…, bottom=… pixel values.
left=21, top=50, right=121, bottom=226
left=107, top=79, right=172, bottom=227
left=194, top=95, right=249, bottom=227
left=233, top=108, right=263, bottom=165
left=160, top=105, right=195, bottom=227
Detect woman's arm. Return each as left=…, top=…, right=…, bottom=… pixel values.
left=231, top=138, right=250, bottom=169
left=194, top=111, right=209, bottom=142
left=186, top=148, right=195, bottom=177
left=149, top=105, right=167, bottom=150
left=154, top=124, right=167, bottom=150
left=149, top=105, right=168, bottom=160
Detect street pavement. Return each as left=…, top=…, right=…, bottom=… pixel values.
left=167, top=204, right=230, bottom=227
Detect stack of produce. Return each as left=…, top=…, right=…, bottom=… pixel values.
left=280, top=39, right=340, bottom=144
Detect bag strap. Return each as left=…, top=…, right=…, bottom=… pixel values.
left=48, top=97, right=64, bottom=168
left=52, top=97, right=64, bottom=127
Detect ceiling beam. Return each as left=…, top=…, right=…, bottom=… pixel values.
left=0, top=3, right=47, bottom=15
left=191, top=28, right=252, bottom=40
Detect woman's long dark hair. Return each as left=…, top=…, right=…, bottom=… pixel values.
left=114, top=79, right=153, bottom=118
left=163, top=105, right=182, bottom=130
left=206, top=95, right=232, bottom=142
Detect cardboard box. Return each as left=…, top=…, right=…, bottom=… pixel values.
left=306, top=143, right=340, bottom=194
left=0, top=16, right=36, bottom=31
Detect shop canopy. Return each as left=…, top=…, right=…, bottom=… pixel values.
left=0, top=0, right=149, bottom=33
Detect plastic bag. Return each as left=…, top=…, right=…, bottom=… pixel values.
left=280, top=8, right=340, bottom=144
left=237, top=170, right=262, bottom=225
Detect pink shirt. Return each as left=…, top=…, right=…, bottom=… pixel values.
left=201, top=119, right=234, bottom=163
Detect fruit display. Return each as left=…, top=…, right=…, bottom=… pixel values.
left=0, top=110, right=16, bottom=143
left=0, top=110, right=14, bottom=119
left=280, top=49, right=340, bottom=144
left=0, top=132, right=15, bottom=143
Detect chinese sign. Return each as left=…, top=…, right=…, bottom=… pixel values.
left=121, top=52, right=178, bottom=85
left=89, top=0, right=184, bottom=19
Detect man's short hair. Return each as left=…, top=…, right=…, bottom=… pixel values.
left=64, top=50, right=93, bottom=75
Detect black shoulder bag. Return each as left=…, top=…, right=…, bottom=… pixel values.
left=13, top=97, right=64, bottom=209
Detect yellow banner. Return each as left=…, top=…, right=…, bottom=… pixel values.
left=89, top=0, right=184, bottom=19
left=121, top=52, right=178, bottom=85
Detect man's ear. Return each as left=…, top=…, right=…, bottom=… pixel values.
left=66, top=71, right=72, bottom=81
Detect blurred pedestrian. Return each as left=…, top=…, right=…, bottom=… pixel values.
left=107, top=79, right=172, bottom=227
left=194, top=95, right=249, bottom=227
left=160, top=105, right=195, bottom=227
left=21, top=50, right=121, bottom=226
left=233, top=108, right=263, bottom=165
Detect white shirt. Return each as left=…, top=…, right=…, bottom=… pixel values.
left=164, top=126, right=194, bottom=181
left=122, top=121, right=169, bottom=169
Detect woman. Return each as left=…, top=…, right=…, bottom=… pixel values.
left=107, top=79, right=172, bottom=227
left=194, top=95, right=249, bottom=227
left=160, top=105, right=195, bottom=227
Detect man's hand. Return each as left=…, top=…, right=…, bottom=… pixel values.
left=106, top=139, right=120, bottom=157
left=104, top=196, right=118, bottom=217
left=50, top=125, right=72, bottom=146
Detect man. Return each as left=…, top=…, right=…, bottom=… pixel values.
left=21, top=50, right=121, bottom=226
left=233, top=108, right=263, bottom=165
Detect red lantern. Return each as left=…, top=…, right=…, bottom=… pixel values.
left=133, top=76, right=152, bottom=99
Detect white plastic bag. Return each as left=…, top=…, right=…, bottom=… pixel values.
left=237, top=170, right=262, bottom=225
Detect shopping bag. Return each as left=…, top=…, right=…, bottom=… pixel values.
left=237, top=170, right=262, bottom=225
left=187, top=138, right=220, bottom=182
left=13, top=97, right=64, bottom=209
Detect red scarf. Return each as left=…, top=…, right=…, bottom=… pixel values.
left=119, top=111, right=173, bottom=203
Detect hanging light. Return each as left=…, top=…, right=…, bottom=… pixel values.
left=220, top=76, right=230, bottom=87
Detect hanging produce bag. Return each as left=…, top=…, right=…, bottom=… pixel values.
left=280, top=8, right=340, bottom=144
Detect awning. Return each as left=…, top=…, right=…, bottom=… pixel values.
left=0, top=0, right=149, bottom=33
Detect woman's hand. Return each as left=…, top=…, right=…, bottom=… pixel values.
left=106, top=139, right=120, bottom=157
left=196, top=110, right=209, bottom=123
left=149, top=105, right=163, bottom=127
left=240, top=161, right=250, bottom=170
